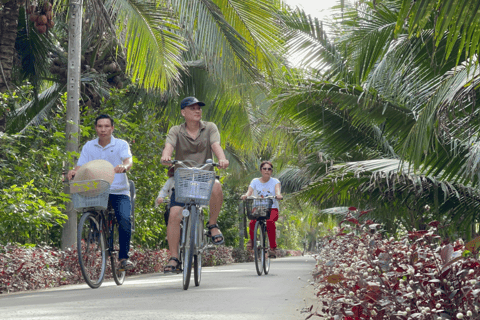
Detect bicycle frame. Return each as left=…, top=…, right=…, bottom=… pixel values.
left=243, top=196, right=277, bottom=276
left=168, top=159, right=216, bottom=290
left=71, top=178, right=134, bottom=289
left=76, top=205, right=126, bottom=288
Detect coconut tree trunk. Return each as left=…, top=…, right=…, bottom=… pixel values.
left=0, top=0, right=19, bottom=93
left=61, top=0, right=82, bottom=250
left=0, top=0, right=20, bottom=131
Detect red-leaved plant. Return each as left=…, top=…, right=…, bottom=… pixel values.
left=0, top=244, right=174, bottom=293
left=1, top=243, right=301, bottom=294
left=306, top=207, right=480, bottom=320
left=0, top=244, right=242, bottom=294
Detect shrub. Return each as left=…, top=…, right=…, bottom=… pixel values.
left=203, top=246, right=235, bottom=266
left=232, top=247, right=254, bottom=263
left=306, top=217, right=480, bottom=320
left=0, top=244, right=82, bottom=293
left=0, top=181, right=68, bottom=245
left=1, top=242, right=299, bottom=294
left=127, top=246, right=170, bottom=274
left=0, top=243, right=232, bottom=294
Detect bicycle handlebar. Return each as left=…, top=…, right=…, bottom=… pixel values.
left=243, top=196, right=282, bottom=200
left=164, top=159, right=218, bottom=170
left=245, top=196, right=275, bottom=199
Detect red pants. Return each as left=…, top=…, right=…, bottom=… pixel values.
left=249, top=208, right=279, bottom=249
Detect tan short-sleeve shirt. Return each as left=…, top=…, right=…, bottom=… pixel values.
left=165, top=121, right=221, bottom=167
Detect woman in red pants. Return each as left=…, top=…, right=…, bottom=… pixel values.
left=241, top=161, right=283, bottom=258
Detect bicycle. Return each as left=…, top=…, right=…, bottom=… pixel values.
left=168, top=159, right=217, bottom=290
left=243, top=196, right=276, bottom=276
left=70, top=178, right=136, bottom=289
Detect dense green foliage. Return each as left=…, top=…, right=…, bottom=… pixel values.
left=7, top=0, right=480, bottom=252
left=274, top=0, right=480, bottom=241
left=0, top=87, right=316, bottom=250
left=0, top=104, right=69, bottom=246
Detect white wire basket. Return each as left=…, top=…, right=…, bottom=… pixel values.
left=245, top=198, right=273, bottom=220
left=174, top=168, right=215, bottom=206
left=70, top=180, right=110, bottom=210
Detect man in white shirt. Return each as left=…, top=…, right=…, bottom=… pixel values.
left=68, top=114, right=134, bottom=270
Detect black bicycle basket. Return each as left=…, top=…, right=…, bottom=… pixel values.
left=245, top=198, right=273, bottom=220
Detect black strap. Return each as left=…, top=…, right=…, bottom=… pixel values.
left=169, top=257, right=181, bottom=264
left=207, top=223, right=219, bottom=230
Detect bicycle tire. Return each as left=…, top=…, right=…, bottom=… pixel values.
left=77, top=212, right=106, bottom=289
left=253, top=220, right=264, bottom=276
left=183, top=209, right=196, bottom=290
left=110, top=219, right=125, bottom=285
left=194, top=255, right=202, bottom=286
left=194, top=207, right=203, bottom=286
left=263, top=223, right=271, bottom=275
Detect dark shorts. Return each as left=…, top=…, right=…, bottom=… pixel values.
left=169, top=189, right=186, bottom=208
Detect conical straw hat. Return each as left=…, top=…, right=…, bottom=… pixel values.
left=73, top=160, right=114, bottom=196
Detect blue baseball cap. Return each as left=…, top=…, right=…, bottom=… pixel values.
left=180, top=97, right=206, bottom=109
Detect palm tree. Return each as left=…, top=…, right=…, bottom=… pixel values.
left=273, top=0, right=480, bottom=239
left=2, top=0, right=286, bottom=132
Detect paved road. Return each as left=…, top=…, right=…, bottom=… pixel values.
left=0, top=255, right=317, bottom=320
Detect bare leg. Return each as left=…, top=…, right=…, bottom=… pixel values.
left=166, top=206, right=183, bottom=267
left=208, top=180, right=223, bottom=239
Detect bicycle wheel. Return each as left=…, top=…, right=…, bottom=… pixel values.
left=110, top=220, right=126, bottom=286
left=253, top=220, right=264, bottom=276
left=194, top=207, right=203, bottom=286
left=194, top=254, right=202, bottom=286
left=182, top=210, right=196, bottom=290
left=263, top=223, right=271, bottom=275
left=77, top=212, right=106, bottom=289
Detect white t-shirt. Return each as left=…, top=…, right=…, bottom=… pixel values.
left=249, top=177, right=280, bottom=209
left=77, top=136, right=132, bottom=196
left=155, top=177, right=174, bottom=207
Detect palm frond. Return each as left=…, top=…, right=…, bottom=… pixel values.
left=108, top=0, right=186, bottom=90
left=7, top=84, right=65, bottom=133
left=396, top=0, right=480, bottom=64
left=170, top=0, right=283, bottom=84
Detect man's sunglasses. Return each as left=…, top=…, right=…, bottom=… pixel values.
left=261, top=167, right=273, bottom=171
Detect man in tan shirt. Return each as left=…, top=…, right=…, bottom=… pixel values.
left=161, top=96, right=229, bottom=273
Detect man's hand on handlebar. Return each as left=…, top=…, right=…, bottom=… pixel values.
left=218, top=159, right=229, bottom=169
left=275, top=194, right=283, bottom=200
left=67, top=169, right=77, bottom=181
left=114, top=164, right=128, bottom=173
left=161, top=156, right=172, bottom=165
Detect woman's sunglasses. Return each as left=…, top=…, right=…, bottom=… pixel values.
left=261, top=167, right=273, bottom=171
